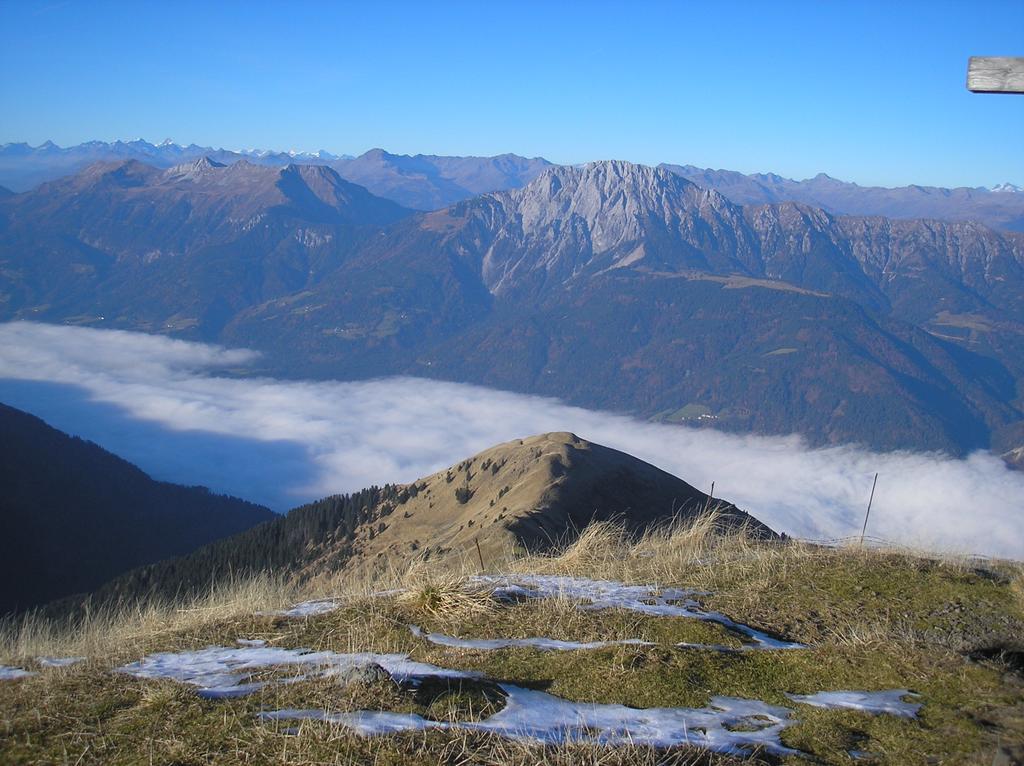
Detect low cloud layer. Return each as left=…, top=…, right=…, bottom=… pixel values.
left=1, top=321, right=1021, bottom=559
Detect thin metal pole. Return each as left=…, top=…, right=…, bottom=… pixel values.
left=704, top=481, right=715, bottom=513
left=475, top=537, right=486, bottom=571
left=860, top=473, right=878, bottom=545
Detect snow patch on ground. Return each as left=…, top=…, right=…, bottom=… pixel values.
left=409, top=624, right=654, bottom=652
left=0, top=665, right=35, bottom=680
left=269, top=575, right=803, bottom=653
left=116, top=646, right=471, bottom=699
left=269, top=576, right=800, bottom=653
left=473, top=575, right=804, bottom=650
left=36, top=656, right=87, bottom=668
left=262, top=690, right=800, bottom=755
left=262, top=599, right=341, bottom=618
left=786, top=689, right=921, bottom=717
left=118, top=577, right=919, bottom=755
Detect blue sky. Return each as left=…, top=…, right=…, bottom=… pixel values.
left=1, top=0, right=1021, bottom=188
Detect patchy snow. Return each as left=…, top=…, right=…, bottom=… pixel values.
left=262, top=686, right=800, bottom=755
left=111, top=576, right=919, bottom=756
left=409, top=624, right=653, bottom=652
left=36, top=656, right=87, bottom=668
left=474, top=575, right=803, bottom=650
left=119, top=643, right=800, bottom=753
left=119, top=641, right=921, bottom=757
left=265, top=599, right=342, bottom=618
left=849, top=750, right=879, bottom=761
left=786, top=689, right=921, bottom=717
left=0, top=665, right=35, bottom=679
left=116, top=645, right=472, bottom=699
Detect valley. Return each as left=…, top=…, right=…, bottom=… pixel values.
left=3, top=5, right=1023, bottom=763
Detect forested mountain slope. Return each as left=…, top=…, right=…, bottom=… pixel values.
left=0, top=403, right=274, bottom=615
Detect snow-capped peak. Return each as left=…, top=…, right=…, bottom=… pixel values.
left=990, top=182, right=1023, bottom=194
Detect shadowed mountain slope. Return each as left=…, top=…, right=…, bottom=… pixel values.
left=0, top=403, right=274, bottom=615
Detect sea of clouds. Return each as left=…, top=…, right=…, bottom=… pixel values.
left=1, top=321, right=1021, bottom=559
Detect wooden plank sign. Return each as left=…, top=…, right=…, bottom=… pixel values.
left=967, top=57, right=1024, bottom=93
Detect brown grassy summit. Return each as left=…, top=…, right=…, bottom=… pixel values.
left=315, top=432, right=774, bottom=579
left=53, top=433, right=774, bottom=615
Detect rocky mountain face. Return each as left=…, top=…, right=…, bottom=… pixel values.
left=471, top=161, right=759, bottom=296
left=79, top=432, right=772, bottom=608
left=663, top=164, right=1024, bottom=232
left=2, top=159, right=1023, bottom=455
left=0, top=403, right=274, bottom=615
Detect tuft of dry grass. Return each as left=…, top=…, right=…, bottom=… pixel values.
left=396, top=562, right=497, bottom=623
left=509, top=510, right=768, bottom=585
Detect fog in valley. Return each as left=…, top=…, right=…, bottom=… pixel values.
left=2, top=321, right=1020, bottom=559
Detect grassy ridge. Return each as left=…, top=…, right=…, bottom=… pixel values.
left=1, top=518, right=1022, bottom=765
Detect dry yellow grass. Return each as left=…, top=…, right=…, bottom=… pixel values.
left=396, top=561, right=498, bottom=623
left=0, top=572, right=298, bottom=665
left=509, top=509, right=768, bottom=584
left=6, top=513, right=1020, bottom=668
left=2, top=516, right=1023, bottom=766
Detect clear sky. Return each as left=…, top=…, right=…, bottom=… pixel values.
left=1, top=0, right=1021, bottom=188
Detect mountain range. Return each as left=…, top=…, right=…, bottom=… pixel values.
left=1, top=157, right=1023, bottom=460
left=0, top=402, right=273, bottom=615
left=0, top=140, right=553, bottom=211
left=0, top=139, right=347, bottom=192
left=663, top=165, right=1024, bottom=232
left=2, top=139, right=1021, bottom=227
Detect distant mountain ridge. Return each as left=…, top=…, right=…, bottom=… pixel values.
left=331, top=148, right=553, bottom=210
left=222, top=161, right=1024, bottom=453
left=0, top=140, right=553, bottom=211
left=0, top=139, right=349, bottom=192
left=0, top=156, right=412, bottom=336
left=0, top=402, right=274, bottom=615
left=4, top=140, right=1020, bottom=228
left=662, top=164, right=1024, bottom=232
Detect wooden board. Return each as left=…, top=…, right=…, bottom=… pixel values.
left=967, top=57, right=1024, bottom=93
